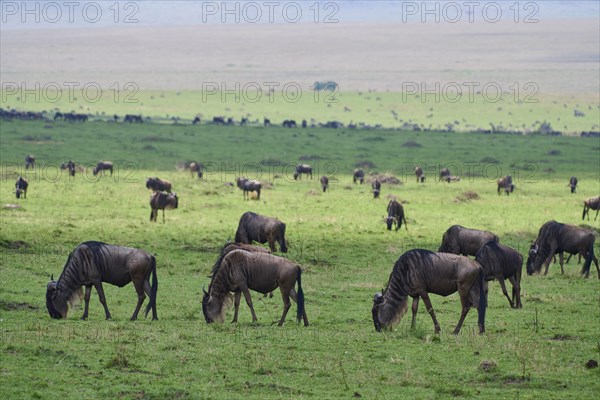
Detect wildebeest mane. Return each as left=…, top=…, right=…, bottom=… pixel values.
left=533, top=221, right=563, bottom=262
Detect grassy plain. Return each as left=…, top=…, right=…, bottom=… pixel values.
left=0, top=119, right=599, bottom=399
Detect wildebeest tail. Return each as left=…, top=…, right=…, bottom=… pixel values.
left=478, top=268, right=486, bottom=333
left=145, top=256, right=158, bottom=319
left=280, top=223, right=288, bottom=253
left=582, top=204, right=588, bottom=220
left=296, top=267, right=305, bottom=324
left=581, top=238, right=594, bottom=277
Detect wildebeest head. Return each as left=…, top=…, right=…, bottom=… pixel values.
left=201, top=287, right=214, bottom=323
left=45, top=278, right=67, bottom=319
left=15, top=188, right=23, bottom=199
left=92, top=167, right=99, bottom=176
left=385, top=217, right=394, bottom=231
left=526, top=243, right=541, bottom=275
left=201, top=286, right=232, bottom=324
left=168, top=193, right=179, bottom=209
left=371, top=292, right=385, bottom=331
left=293, top=172, right=299, bottom=180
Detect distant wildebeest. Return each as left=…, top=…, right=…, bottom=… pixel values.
left=240, top=117, right=248, bottom=126
left=189, top=162, right=203, bottom=179
left=302, top=119, right=307, bottom=128
left=25, top=155, right=35, bottom=169
left=320, top=176, right=329, bottom=192
left=385, top=199, right=407, bottom=231
left=283, top=119, right=297, bottom=128
left=15, top=176, right=28, bottom=199
left=371, top=249, right=486, bottom=334
left=263, top=117, right=271, bottom=127
left=213, top=116, right=226, bottom=125
left=202, top=249, right=308, bottom=326
left=353, top=168, right=365, bottom=184
left=146, top=177, right=172, bottom=193
left=439, top=225, right=499, bottom=257
left=124, top=114, right=143, bottom=123
left=497, top=175, right=514, bottom=195
left=294, top=164, right=313, bottom=180
left=54, top=112, right=63, bottom=121
left=60, top=160, right=76, bottom=177
left=45, top=241, right=158, bottom=320
left=582, top=196, right=600, bottom=221
left=93, top=161, right=113, bottom=176
left=235, top=211, right=287, bottom=253
left=475, top=241, right=523, bottom=309
left=415, top=166, right=425, bottom=183
left=440, top=167, right=450, bottom=181
left=236, top=177, right=261, bottom=200
left=149, top=192, right=178, bottom=223
left=372, top=179, right=381, bottom=198
left=192, top=116, right=201, bottom=125
left=568, top=176, right=578, bottom=193
left=527, top=220, right=598, bottom=278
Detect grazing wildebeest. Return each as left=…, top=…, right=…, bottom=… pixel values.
left=146, top=177, right=172, bottom=193
left=497, top=175, right=514, bottom=195
left=439, top=225, right=499, bottom=257
left=54, top=112, right=64, bottom=121
left=235, top=211, right=288, bottom=253
left=213, top=242, right=273, bottom=297
left=192, top=116, right=201, bottom=125
left=353, top=168, right=365, bottom=184
left=440, top=167, right=450, bottom=181
left=527, top=220, right=599, bottom=278
left=213, top=116, right=226, bottom=125
left=45, top=241, right=158, bottom=320
left=385, top=199, right=407, bottom=231
left=415, top=166, right=425, bottom=183
left=475, top=241, right=523, bottom=309
left=582, top=196, right=600, bottom=221
left=320, top=176, right=329, bottom=192
left=61, top=160, right=76, bottom=176
left=302, top=119, right=307, bottom=128
left=568, top=176, right=578, bottom=193
left=202, top=249, right=308, bottom=326
left=283, top=119, right=297, bottom=128
left=25, top=155, right=35, bottom=169
left=93, top=161, right=113, bottom=176
left=15, top=176, right=28, bottom=199
left=189, top=162, right=203, bottom=179
left=236, top=177, right=262, bottom=200
left=264, top=117, right=271, bottom=127
left=371, top=250, right=486, bottom=334
left=124, top=114, right=143, bottom=123
left=293, top=164, right=313, bottom=180
left=150, top=192, right=178, bottom=223
left=372, top=179, right=381, bottom=198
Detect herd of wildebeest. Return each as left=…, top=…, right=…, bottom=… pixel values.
left=10, top=154, right=600, bottom=333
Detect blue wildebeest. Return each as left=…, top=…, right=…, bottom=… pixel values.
left=294, top=164, right=313, bottom=180
left=60, top=160, right=76, bottom=177
left=582, top=196, right=599, bottom=221
left=439, top=225, right=499, bottom=257
left=124, top=114, right=143, bottom=123
left=415, top=166, right=425, bottom=183
left=146, top=177, right=172, bottom=193
left=568, top=176, right=578, bottom=193
left=440, top=167, right=450, bottom=181
left=353, top=168, right=365, bottom=184
left=150, top=192, right=178, bottom=223
left=25, top=155, right=35, bottom=170
left=497, top=175, right=514, bottom=195
left=45, top=241, right=158, bottom=320
left=320, top=176, right=329, bottom=192
left=372, top=178, right=381, bottom=198
left=189, top=162, right=203, bottom=179
left=236, top=177, right=261, bottom=200
left=371, top=249, right=487, bottom=334
left=475, top=241, right=523, bottom=309
left=385, top=199, right=407, bottom=231
left=93, top=161, right=113, bottom=176
left=527, top=220, right=599, bottom=278
left=235, top=211, right=287, bottom=253
left=202, top=249, right=308, bottom=326
left=15, top=176, right=28, bottom=199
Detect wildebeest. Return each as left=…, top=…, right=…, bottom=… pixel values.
left=568, top=176, right=578, bottom=193
left=235, top=211, right=287, bottom=253
left=25, top=155, right=35, bottom=169
left=146, top=177, right=172, bottom=193
left=192, top=116, right=201, bottom=125
left=440, top=167, right=450, bottom=181
left=60, top=160, right=76, bottom=176
left=93, top=161, right=113, bottom=176
left=213, top=242, right=273, bottom=297
left=497, top=175, right=514, bottom=195
left=150, top=192, right=178, bottom=223
left=45, top=241, right=158, bottom=320
left=264, top=117, right=271, bottom=127
left=353, top=168, right=365, bottom=184
left=124, top=114, right=143, bottom=123
left=439, top=225, right=499, bottom=257
left=371, top=249, right=486, bottom=334
left=372, top=179, right=381, bottom=199
left=475, top=241, right=523, bottom=309
left=415, top=166, right=425, bottom=183
left=294, top=164, right=313, bottom=180
left=527, top=220, right=599, bottom=278
left=15, top=176, right=28, bottom=199
left=202, top=249, right=308, bottom=326
left=385, top=199, right=407, bottom=231
left=236, top=177, right=261, bottom=200
left=320, top=176, right=329, bottom=192
left=582, top=196, right=600, bottom=221
left=189, top=162, right=203, bottom=179
left=283, top=119, right=297, bottom=128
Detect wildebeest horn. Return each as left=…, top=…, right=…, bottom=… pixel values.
left=373, top=292, right=384, bottom=304
left=50, top=274, right=54, bottom=281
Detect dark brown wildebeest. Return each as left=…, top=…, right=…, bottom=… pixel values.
left=353, top=168, right=365, bottom=184
left=475, top=241, right=523, bottom=309
left=124, top=114, right=143, bottom=123
left=415, top=166, right=425, bottom=183
left=497, top=175, right=514, bottom=195
left=293, top=164, right=313, bottom=180
left=320, top=176, right=329, bottom=192
left=527, top=220, right=599, bottom=278
left=202, top=249, right=308, bottom=326
left=146, top=177, right=172, bottom=193
left=371, top=249, right=486, bottom=334
left=385, top=199, right=407, bottom=231
left=150, top=192, right=178, bottom=223
left=236, top=177, right=261, bottom=200
left=440, top=167, right=450, bottom=181
left=45, top=241, right=158, bottom=320
left=25, top=155, right=35, bottom=169
left=93, top=161, right=113, bottom=176
left=439, top=225, right=499, bottom=257
left=61, top=160, right=76, bottom=177
left=568, top=176, right=578, bottom=193
left=372, top=178, right=381, bottom=199
left=15, top=176, right=28, bottom=199
left=235, top=211, right=287, bottom=253
left=582, top=196, right=600, bottom=221
left=190, top=162, right=203, bottom=179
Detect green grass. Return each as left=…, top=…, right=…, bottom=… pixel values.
left=1, top=119, right=599, bottom=399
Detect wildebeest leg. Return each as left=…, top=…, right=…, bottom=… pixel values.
left=497, top=277, right=514, bottom=308
left=242, top=289, right=258, bottom=322
left=232, top=291, right=242, bottom=323
left=543, top=255, right=552, bottom=275
left=419, top=293, right=441, bottom=334
left=453, top=291, right=473, bottom=335
left=130, top=279, right=146, bottom=321
left=256, top=189, right=261, bottom=200
left=81, top=285, right=93, bottom=320
left=411, top=297, right=419, bottom=329
left=278, top=289, right=292, bottom=326
left=267, top=235, right=277, bottom=253
left=559, top=252, right=565, bottom=275
left=142, top=279, right=158, bottom=320
left=162, top=209, right=165, bottom=223
left=94, top=282, right=112, bottom=320
left=507, top=276, right=521, bottom=308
